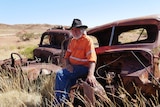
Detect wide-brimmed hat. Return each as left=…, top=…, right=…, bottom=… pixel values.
left=69, top=19, right=88, bottom=29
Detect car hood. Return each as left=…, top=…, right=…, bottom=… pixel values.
left=95, top=44, right=154, bottom=55
left=34, top=47, right=62, bottom=55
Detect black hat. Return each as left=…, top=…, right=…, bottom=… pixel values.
left=69, top=19, right=88, bottom=29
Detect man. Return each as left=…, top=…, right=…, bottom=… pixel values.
left=54, top=19, right=97, bottom=104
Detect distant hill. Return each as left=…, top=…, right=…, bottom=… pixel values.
left=0, top=23, right=68, bottom=36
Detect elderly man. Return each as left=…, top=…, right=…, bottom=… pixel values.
left=54, top=19, right=97, bottom=104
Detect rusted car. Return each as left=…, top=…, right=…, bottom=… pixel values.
left=33, top=26, right=72, bottom=65
left=86, top=15, right=160, bottom=100
left=0, top=26, right=71, bottom=80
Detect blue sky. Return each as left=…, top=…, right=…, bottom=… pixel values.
left=0, top=0, right=160, bottom=28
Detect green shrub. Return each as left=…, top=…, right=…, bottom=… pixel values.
left=20, top=46, right=37, bottom=59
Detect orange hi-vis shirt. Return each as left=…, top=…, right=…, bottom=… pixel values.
left=64, top=34, right=97, bottom=67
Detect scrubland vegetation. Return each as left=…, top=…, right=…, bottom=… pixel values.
left=0, top=67, right=159, bottom=107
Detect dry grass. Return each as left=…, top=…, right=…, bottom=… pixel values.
left=0, top=24, right=53, bottom=60
left=0, top=67, right=56, bottom=107
left=0, top=36, right=40, bottom=60
left=0, top=64, right=159, bottom=107
left=0, top=90, right=41, bottom=107
left=0, top=69, right=41, bottom=107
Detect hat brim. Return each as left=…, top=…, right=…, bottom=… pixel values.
left=69, top=25, right=88, bottom=30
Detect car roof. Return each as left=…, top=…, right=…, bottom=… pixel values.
left=43, top=28, right=70, bottom=35
left=88, top=14, right=160, bottom=34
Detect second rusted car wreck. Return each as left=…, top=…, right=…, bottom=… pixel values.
left=33, top=26, right=72, bottom=65
left=0, top=26, right=71, bottom=80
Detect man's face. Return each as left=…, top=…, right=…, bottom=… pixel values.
left=71, top=28, right=82, bottom=39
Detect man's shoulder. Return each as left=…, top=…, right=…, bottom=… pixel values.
left=84, top=35, right=92, bottom=40
left=84, top=35, right=94, bottom=43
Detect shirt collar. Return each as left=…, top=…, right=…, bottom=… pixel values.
left=73, top=34, right=86, bottom=40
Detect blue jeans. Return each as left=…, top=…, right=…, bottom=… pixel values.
left=55, top=65, right=88, bottom=103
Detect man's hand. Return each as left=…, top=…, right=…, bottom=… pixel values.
left=64, top=59, right=73, bottom=73
left=85, top=74, right=97, bottom=87
left=86, top=62, right=97, bottom=87
left=66, top=64, right=73, bottom=73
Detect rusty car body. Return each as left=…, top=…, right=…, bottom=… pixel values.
left=86, top=14, right=160, bottom=100
left=33, top=26, right=71, bottom=65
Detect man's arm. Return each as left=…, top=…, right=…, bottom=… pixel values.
left=86, top=62, right=97, bottom=87
left=88, top=62, right=96, bottom=76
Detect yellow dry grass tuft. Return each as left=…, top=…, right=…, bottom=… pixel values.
left=0, top=90, right=41, bottom=107
left=0, top=69, right=41, bottom=107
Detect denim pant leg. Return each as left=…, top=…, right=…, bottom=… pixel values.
left=55, top=69, right=71, bottom=103
left=71, top=65, right=89, bottom=79
left=55, top=65, right=89, bottom=103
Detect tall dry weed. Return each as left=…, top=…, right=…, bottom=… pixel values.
left=0, top=66, right=160, bottom=107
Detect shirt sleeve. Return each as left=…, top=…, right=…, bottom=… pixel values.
left=86, top=38, right=97, bottom=62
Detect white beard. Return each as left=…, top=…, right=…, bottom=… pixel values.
left=73, top=34, right=82, bottom=39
